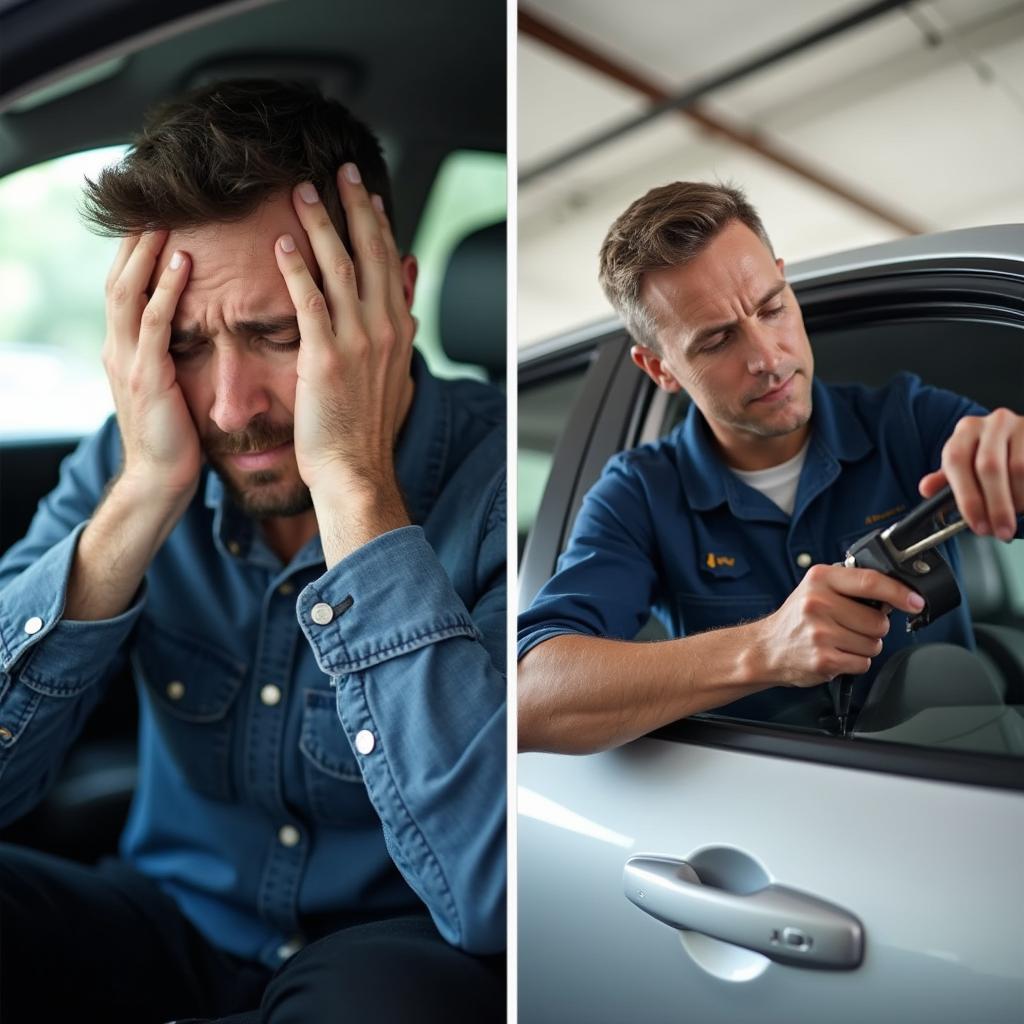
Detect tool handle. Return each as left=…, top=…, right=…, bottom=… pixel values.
left=887, top=484, right=959, bottom=550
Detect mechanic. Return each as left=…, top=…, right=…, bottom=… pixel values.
left=518, top=180, right=1023, bottom=753
left=0, top=80, right=505, bottom=1023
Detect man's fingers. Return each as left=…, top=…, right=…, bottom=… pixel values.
left=828, top=566, right=924, bottom=616
left=973, top=410, right=1017, bottom=540
left=106, top=234, right=141, bottom=294
left=136, top=250, right=191, bottom=365
left=107, top=230, right=168, bottom=345
left=830, top=598, right=890, bottom=641
left=918, top=469, right=947, bottom=498
left=336, top=162, right=390, bottom=313
left=274, top=234, right=337, bottom=350
left=369, top=192, right=411, bottom=321
left=290, top=182, right=361, bottom=334
left=941, top=417, right=987, bottom=534
left=1009, top=431, right=1024, bottom=525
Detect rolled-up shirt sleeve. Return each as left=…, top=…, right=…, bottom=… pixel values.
left=297, top=485, right=506, bottom=955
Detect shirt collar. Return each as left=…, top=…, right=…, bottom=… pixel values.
left=203, top=348, right=449, bottom=564
left=675, top=375, right=873, bottom=516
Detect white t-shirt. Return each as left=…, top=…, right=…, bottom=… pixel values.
left=730, top=441, right=810, bottom=516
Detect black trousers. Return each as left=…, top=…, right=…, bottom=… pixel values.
left=0, top=844, right=505, bottom=1023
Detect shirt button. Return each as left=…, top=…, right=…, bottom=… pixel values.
left=23, top=616, right=43, bottom=635
left=278, top=582, right=295, bottom=596
left=796, top=552, right=813, bottom=569
left=278, top=824, right=301, bottom=847
left=355, top=729, right=376, bottom=755
left=260, top=684, right=282, bottom=707
left=276, top=937, right=304, bottom=961
left=166, top=680, right=186, bottom=701
left=310, top=602, right=334, bottom=626
left=0, top=726, right=12, bottom=741
left=227, top=540, right=241, bottom=556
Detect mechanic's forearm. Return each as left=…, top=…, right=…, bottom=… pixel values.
left=311, top=474, right=411, bottom=569
left=64, top=473, right=192, bottom=621
left=518, top=626, right=778, bottom=754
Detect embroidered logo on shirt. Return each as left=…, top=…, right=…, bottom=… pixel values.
left=864, top=504, right=907, bottom=526
left=705, top=552, right=737, bottom=569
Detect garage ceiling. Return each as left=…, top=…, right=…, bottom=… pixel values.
left=518, top=0, right=1024, bottom=346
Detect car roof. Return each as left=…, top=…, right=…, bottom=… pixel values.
left=520, top=223, right=1024, bottom=364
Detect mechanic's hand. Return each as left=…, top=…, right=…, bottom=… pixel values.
left=753, top=564, right=925, bottom=686
left=102, top=231, right=201, bottom=500
left=918, top=409, right=1024, bottom=541
left=273, top=163, right=416, bottom=500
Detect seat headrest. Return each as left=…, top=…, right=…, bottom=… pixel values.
left=438, top=220, right=506, bottom=380
left=855, top=643, right=1003, bottom=733
left=957, top=533, right=1008, bottom=621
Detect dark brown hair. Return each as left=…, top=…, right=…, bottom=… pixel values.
left=598, top=181, right=774, bottom=350
left=82, top=78, right=392, bottom=248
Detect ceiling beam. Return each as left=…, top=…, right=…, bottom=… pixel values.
left=519, top=4, right=926, bottom=236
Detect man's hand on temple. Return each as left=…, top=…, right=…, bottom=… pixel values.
left=274, top=163, right=415, bottom=566
left=746, top=564, right=926, bottom=686
left=65, top=232, right=201, bottom=621
left=919, top=407, right=1024, bottom=541
left=103, top=230, right=201, bottom=503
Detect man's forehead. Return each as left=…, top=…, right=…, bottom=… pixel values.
left=641, top=231, right=779, bottom=333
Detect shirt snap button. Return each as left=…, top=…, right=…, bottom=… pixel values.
left=0, top=726, right=12, bottom=741
left=310, top=602, right=334, bottom=626
left=355, top=729, right=376, bottom=755
left=278, top=824, right=301, bottom=848
left=23, top=616, right=43, bottom=635
left=276, top=937, right=304, bottom=960
left=227, top=540, right=242, bottom=556
left=278, top=582, right=295, bottom=596
left=260, top=684, right=282, bottom=707
left=796, top=552, right=813, bottom=569
left=166, top=680, right=186, bottom=701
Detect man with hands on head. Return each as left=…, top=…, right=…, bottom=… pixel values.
left=518, top=180, right=1023, bottom=755
left=0, top=80, right=505, bottom=1023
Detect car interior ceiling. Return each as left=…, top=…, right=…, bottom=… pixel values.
left=0, top=0, right=505, bottom=250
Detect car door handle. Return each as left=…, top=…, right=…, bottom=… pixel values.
left=623, top=855, right=863, bottom=969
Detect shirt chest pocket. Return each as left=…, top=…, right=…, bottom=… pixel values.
left=677, top=551, right=777, bottom=634
left=132, top=622, right=247, bottom=802
left=298, top=689, right=377, bottom=826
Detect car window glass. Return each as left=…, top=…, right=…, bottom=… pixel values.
left=410, top=149, right=505, bottom=381
left=518, top=364, right=590, bottom=559
left=0, top=146, right=126, bottom=440
left=640, top=315, right=1024, bottom=761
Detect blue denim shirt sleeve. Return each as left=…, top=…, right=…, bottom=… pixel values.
left=297, top=482, right=506, bottom=954
left=0, top=418, right=144, bottom=824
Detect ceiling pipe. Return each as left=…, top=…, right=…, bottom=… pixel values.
left=519, top=0, right=925, bottom=236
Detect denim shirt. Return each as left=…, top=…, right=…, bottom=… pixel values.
left=0, top=351, right=506, bottom=964
left=519, top=373, right=985, bottom=723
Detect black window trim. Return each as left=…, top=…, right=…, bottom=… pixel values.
left=650, top=716, right=1024, bottom=793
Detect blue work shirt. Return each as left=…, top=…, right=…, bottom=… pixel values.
left=0, top=351, right=506, bottom=964
left=519, top=373, right=985, bottom=724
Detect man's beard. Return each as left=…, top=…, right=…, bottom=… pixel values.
left=203, top=416, right=313, bottom=519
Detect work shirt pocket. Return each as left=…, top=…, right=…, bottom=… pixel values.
left=132, top=621, right=247, bottom=802
left=298, top=688, right=376, bottom=826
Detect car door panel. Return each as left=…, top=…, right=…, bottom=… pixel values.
left=519, top=742, right=1024, bottom=1023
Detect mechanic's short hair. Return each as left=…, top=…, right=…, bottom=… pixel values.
left=598, top=181, right=774, bottom=351
left=82, top=78, right=393, bottom=248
